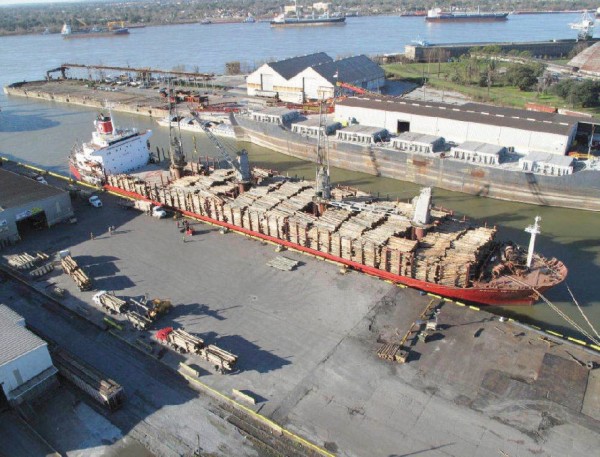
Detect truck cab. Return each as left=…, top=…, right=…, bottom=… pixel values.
left=152, top=206, right=167, bottom=218
left=89, top=195, right=103, bottom=208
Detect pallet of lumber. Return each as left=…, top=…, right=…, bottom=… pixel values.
left=201, top=345, right=238, bottom=372
left=377, top=343, right=408, bottom=363
left=267, top=256, right=300, bottom=271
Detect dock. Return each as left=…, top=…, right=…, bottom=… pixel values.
left=0, top=160, right=599, bottom=456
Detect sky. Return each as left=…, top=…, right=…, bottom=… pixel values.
left=0, top=0, right=96, bottom=6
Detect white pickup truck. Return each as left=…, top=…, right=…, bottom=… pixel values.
left=89, top=196, right=103, bottom=208
left=132, top=200, right=167, bottom=218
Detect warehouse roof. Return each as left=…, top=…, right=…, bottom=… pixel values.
left=452, top=141, right=505, bottom=156
left=340, top=124, right=387, bottom=135
left=268, top=52, right=333, bottom=79
left=0, top=304, right=25, bottom=326
left=0, top=169, right=64, bottom=211
left=0, top=304, right=46, bottom=367
left=311, top=55, right=384, bottom=85
left=520, top=151, right=574, bottom=167
left=336, top=97, right=588, bottom=136
left=568, top=42, right=600, bottom=74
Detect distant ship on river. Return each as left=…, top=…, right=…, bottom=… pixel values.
left=61, top=21, right=129, bottom=39
left=425, top=7, right=509, bottom=22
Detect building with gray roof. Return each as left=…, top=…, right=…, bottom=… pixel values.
left=0, top=169, right=74, bottom=246
left=246, top=53, right=384, bottom=103
left=335, top=96, right=593, bottom=155
left=246, top=53, right=333, bottom=103
left=0, top=304, right=57, bottom=406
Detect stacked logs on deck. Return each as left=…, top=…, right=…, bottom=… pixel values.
left=61, top=255, right=92, bottom=291
left=107, top=174, right=500, bottom=287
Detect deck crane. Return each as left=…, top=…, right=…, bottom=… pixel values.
left=188, top=111, right=251, bottom=185
left=314, top=98, right=331, bottom=204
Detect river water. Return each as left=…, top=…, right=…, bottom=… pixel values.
left=0, top=14, right=598, bottom=340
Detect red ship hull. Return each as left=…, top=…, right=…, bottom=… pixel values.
left=69, top=162, right=82, bottom=181
left=104, top=184, right=565, bottom=306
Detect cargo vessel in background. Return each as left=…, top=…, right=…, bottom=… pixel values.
left=61, top=22, right=130, bottom=39
left=69, top=113, right=152, bottom=185
left=271, top=0, right=345, bottom=27
left=97, top=115, right=567, bottom=306
left=425, top=7, right=509, bottom=22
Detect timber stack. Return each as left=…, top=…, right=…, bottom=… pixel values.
left=60, top=255, right=92, bottom=291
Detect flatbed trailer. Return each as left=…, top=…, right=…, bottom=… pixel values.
left=51, top=348, right=124, bottom=410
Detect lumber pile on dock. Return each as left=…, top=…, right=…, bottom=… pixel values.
left=5, top=252, right=49, bottom=270
left=267, top=256, right=300, bottom=271
left=61, top=255, right=92, bottom=291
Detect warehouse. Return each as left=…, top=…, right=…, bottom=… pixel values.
left=335, top=97, right=584, bottom=155
left=391, top=132, right=445, bottom=154
left=288, top=55, right=385, bottom=100
left=246, top=53, right=333, bottom=103
left=335, top=124, right=388, bottom=144
left=0, top=304, right=58, bottom=407
left=451, top=141, right=506, bottom=165
left=251, top=107, right=299, bottom=125
left=519, top=151, right=574, bottom=176
left=291, top=116, right=341, bottom=136
left=0, top=169, right=74, bottom=246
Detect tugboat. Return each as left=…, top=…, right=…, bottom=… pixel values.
left=69, top=113, right=152, bottom=185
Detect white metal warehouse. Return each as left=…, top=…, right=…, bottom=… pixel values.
left=0, top=304, right=58, bottom=407
left=288, top=55, right=385, bottom=100
left=335, top=97, right=582, bottom=155
left=0, top=169, right=74, bottom=247
left=246, top=53, right=332, bottom=103
left=246, top=53, right=384, bottom=103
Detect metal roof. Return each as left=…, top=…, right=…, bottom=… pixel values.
left=568, top=42, right=600, bottom=73
left=339, top=124, right=387, bottom=135
left=268, top=52, right=333, bottom=80
left=336, top=97, right=584, bottom=136
left=0, top=169, right=65, bottom=212
left=311, top=55, right=384, bottom=85
left=0, top=305, right=25, bottom=326
left=520, top=151, right=574, bottom=167
left=394, top=132, right=444, bottom=145
left=292, top=116, right=338, bottom=127
left=253, top=107, right=299, bottom=116
left=0, top=304, right=46, bottom=367
left=452, top=141, right=506, bottom=156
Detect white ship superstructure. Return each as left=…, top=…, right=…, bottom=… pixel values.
left=70, top=113, right=152, bottom=184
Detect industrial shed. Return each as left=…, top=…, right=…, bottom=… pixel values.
left=335, top=97, right=582, bottom=155
left=336, top=124, right=388, bottom=144
left=246, top=53, right=333, bottom=103
left=391, top=132, right=445, bottom=154
left=0, top=304, right=57, bottom=407
left=519, top=151, right=574, bottom=176
left=288, top=55, right=385, bottom=100
left=291, top=116, right=341, bottom=136
left=451, top=142, right=506, bottom=165
left=0, top=169, right=74, bottom=246
left=251, top=107, right=299, bottom=124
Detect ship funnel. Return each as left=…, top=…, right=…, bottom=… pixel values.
left=524, top=216, right=541, bottom=268
left=412, top=187, right=432, bottom=226
left=95, top=114, right=114, bottom=134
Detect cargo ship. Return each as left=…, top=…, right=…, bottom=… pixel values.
left=96, top=114, right=567, bottom=306
left=61, top=22, right=129, bottom=39
left=425, top=7, right=509, bottom=22
left=69, top=113, right=152, bottom=185
left=271, top=1, right=345, bottom=26
left=104, top=165, right=566, bottom=306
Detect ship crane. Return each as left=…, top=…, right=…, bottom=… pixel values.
left=187, top=111, right=251, bottom=183
left=314, top=98, right=331, bottom=201
left=570, top=11, right=595, bottom=41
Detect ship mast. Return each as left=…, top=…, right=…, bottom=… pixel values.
left=168, top=88, right=186, bottom=179
left=524, top=216, right=541, bottom=269
left=315, top=97, right=331, bottom=201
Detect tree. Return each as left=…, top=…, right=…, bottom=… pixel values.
left=506, top=64, right=544, bottom=91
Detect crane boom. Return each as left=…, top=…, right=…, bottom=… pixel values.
left=188, top=111, right=250, bottom=182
